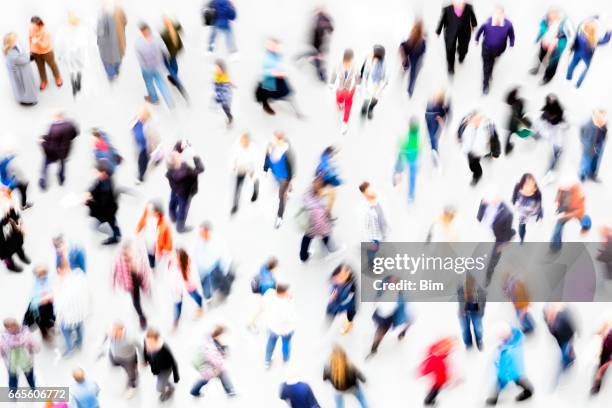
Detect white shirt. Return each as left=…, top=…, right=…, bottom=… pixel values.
left=54, top=269, right=89, bottom=326
left=263, top=290, right=296, bottom=335
left=462, top=122, right=490, bottom=157
left=192, top=237, right=231, bottom=276
left=230, top=142, right=259, bottom=175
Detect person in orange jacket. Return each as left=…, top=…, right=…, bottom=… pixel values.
left=136, top=202, right=173, bottom=269
left=419, top=337, right=456, bottom=405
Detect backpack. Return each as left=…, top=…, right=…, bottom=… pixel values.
left=202, top=1, right=217, bottom=26
left=250, top=274, right=260, bottom=293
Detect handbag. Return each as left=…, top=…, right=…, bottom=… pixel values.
left=294, top=206, right=310, bottom=232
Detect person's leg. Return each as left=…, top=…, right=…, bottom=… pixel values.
left=459, top=313, right=473, bottom=348
left=44, top=51, right=62, bottom=82
left=70, top=73, right=78, bottom=97
left=549, top=145, right=562, bottom=172
left=223, top=27, right=237, bottom=54
left=218, top=371, right=235, bottom=395
left=543, top=56, right=560, bottom=83
left=265, top=331, right=279, bottom=364
left=336, top=89, right=345, bottom=111
left=168, top=192, right=178, bottom=223
left=482, top=50, right=495, bottom=93
left=579, top=152, right=592, bottom=181
left=367, top=97, right=378, bottom=118
left=518, top=223, right=527, bottom=243
left=176, top=194, right=189, bottom=231
left=8, top=370, right=18, bottom=390
left=190, top=378, right=208, bottom=396
left=353, top=384, right=368, bottom=408
left=24, top=368, right=35, bottom=388
left=485, top=242, right=503, bottom=286
left=457, top=34, right=470, bottom=63
left=531, top=45, right=546, bottom=74
left=277, top=180, right=290, bottom=218
left=208, top=27, right=218, bottom=52
left=173, top=300, right=183, bottom=325
left=576, top=54, right=592, bottom=88
left=164, top=57, right=179, bottom=86
left=445, top=38, right=457, bottom=74
left=141, top=70, right=159, bottom=103
left=426, top=117, right=440, bottom=153
left=343, top=89, right=355, bottom=123
left=468, top=154, right=482, bottom=184
left=152, top=71, right=174, bottom=108
left=321, top=235, right=336, bottom=254
left=471, top=312, right=484, bottom=350
left=560, top=341, right=575, bottom=370
left=33, top=54, right=47, bottom=84
left=251, top=176, right=259, bottom=202
left=74, top=322, right=83, bottom=350
left=424, top=386, right=440, bottom=405
left=57, top=159, right=66, bottom=186
left=370, top=323, right=390, bottom=355
left=335, top=392, right=345, bottom=408
left=130, top=275, right=146, bottom=323
left=232, top=174, right=246, bottom=213
left=361, top=99, right=370, bottom=117
left=75, top=72, right=82, bottom=92
left=188, top=290, right=203, bottom=308
left=408, top=160, right=417, bottom=202
left=591, top=149, right=602, bottom=179
left=300, top=234, right=313, bottom=262
left=60, top=324, right=74, bottom=355
left=137, top=149, right=148, bottom=182
left=39, top=157, right=50, bottom=189
left=281, top=332, right=293, bottom=362
left=201, top=272, right=213, bottom=300
left=566, top=52, right=580, bottom=81
left=156, top=370, right=171, bottom=394
left=514, top=378, right=533, bottom=401
left=408, top=58, right=422, bottom=97
left=222, top=102, right=233, bottom=122
left=550, top=219, right=567, bottom=251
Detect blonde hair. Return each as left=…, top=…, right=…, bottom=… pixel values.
left=329, top=346, right=348, bottom=390
left=3, top=32, right=17, bottom=56
left=582, top=21, right=598, bottom=49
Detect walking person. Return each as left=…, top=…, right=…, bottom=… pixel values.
left=0, top=145, right=32, bottom=209
left=567, top=17, right=611, bottom=88
left=206, top=0, right=238, bottom=55
left=424, top=90, right=451, bottom=168
left=457, top=274, right=486, bottom=350
left=193, top=222, right=231, bottom=303
left=543, top=303, right=576, bottom=377
left=419, top=337, right=456, bottom=406
left=534, top=94, right=567, bottom=184
left=39, top=112, right=80, bottom=190
left=591, top=322, right=612, bottom=395
left=399, top=18, right=426, bottom=97
left=255, top=38, right=298, bottom=116
left=135, top=23, right=174, bottom=108
left=550, top=177, right=590, bottom=252
left=263, top=284, right=296, bottom=369
left=190, top=325, right=236, bottom=398
left=165, top=148, right=205, bottom=233
left=0, top=191, right=30, bottom=272
left=435, top=0, right=478, bottom=76
left=53, top=235, right=86, bottom=274
left=131, top=107, right=161, bottom=183
left=486, top=324, right=534, bottom=405
left=23, top=265, right=55, bottom=342
left=96, top=3, right=126, bottom=81
left=247, top=257, right=278, bottom=333
left=295, top=7, right=334, bottom=82
left=504, top=87, right=531, bottom=155
left=212, top=59, right=234, bottom=126
left=230, top=132, right=259, bottom=215
left=529, top=8, right=573, bottom=85
left=359, top=182, right=387, bottom=269
left=426, top=205, right=460, bottom=242
left=326, top=264, right=358, bottom=335
left=85, top=161, right=121, bottom=245
left=92, top=128, right=122, bottom=176
left=459, top=111, right=501, bottom=185
left=359, top=45, right=388, bottom=120
left=502, top=273, right=535, bottom=335
left=54, top=267, right=88, bottom=357
left=393, top=117, right=420, bottom=203
left=579, top=108, right=607, bottom=182
left=160, top=15, right=187, bottom=99
left=315, top=146, right=342, bottom=214
left=264, top=131, right=295, bottom=229
left=99, top=322, right=141, bottom=398
left=70, top=368, right=100, bottom=408
left=136, top=202, right=173, bottom=269
left=475, top=6, right=515, bottom=94
left=170, top=248, right=204, bottom=330
left=29, top=16, right=62, bottom=90
left=143, top=328, right=180, bottom=402
left=0, top=318, right=39, bottom=391
left=3, top=32, right=38, bottom=105
left=56, top=12, right=89, bottom=98
left=511, top=173, right=543, bottom=244
left=323, top=346, right=368, bottom=408
left=330, top=49, right=357, bottom=134
left=111, top=241, right=152, bottom=329
left=280, top=372, right=320, bottom=408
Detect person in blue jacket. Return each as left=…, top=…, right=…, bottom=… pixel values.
left=529, top=8, right=573, bottom=85
left=53, top=234, right=86, bottom=274
left=486, top=324, right=534, bottom=405
left=315, top=146, right=342, bottom=213
left=0, top=152, right=30, bottom=210
left=207, top=0, right=237, bottom=54
left=264, top=131, right=295, bottom=229
left=280, top=371, right=320, bottom=408
left=326, top=264, right=357, bottom=336
left=567, top=17, right=611, bottom=88
left=248, top=257, right=278, bottom=333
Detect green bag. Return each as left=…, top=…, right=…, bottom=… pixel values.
left=294, top=207, right=310, bottom=232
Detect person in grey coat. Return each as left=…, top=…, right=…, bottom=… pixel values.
left=3, top=33, right=38, bottom=106
left=96, top=5, right=127, bottom=81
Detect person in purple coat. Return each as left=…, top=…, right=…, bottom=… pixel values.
left=475, top=6, right=515, bottom=95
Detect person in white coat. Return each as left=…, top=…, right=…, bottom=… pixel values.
left=360, top=45, right=388, bottom=120
left=3, top=33, right=38, bottom=105
left=459, top=111, right=500, bottom=186
left=263, top=284, right=296, bottom=368
left=54, top=267, right=89, bottom=357
left=230, top=132, right=259, bottom=215
left=56, top=12, right=90, bottom=98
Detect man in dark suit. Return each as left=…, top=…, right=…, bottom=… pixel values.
left=85, top=161, right=121, bottom=245
left=39, top=112, right=79, bottom=190
left=436, top=1, right=478, bottom=75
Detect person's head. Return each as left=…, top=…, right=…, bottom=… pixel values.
left=273, top=130, right=286, bottom=145
left=138, top=107, right=151, bottom=122
left=329, top=345, right=348, bottom=388
left=470, top=111, right=484, bottom=127
left=30, top=16, right=44, bottom=28
left=72, top=368, right=85, bottom=383
left=545, top=93, right=558, bottom=106
left=593, top=108, right=608, bottom=128
left=176, top=248, right=190, bottom=280
left=199, top=221, right=212, bottom=241
left=372, top=45, right=385, bottom=63
left=452, top=0, right=465, bottom=7
left=2, top=32, right=17, bottom=56
left=150, top=201, right=164, bottom=218
left=322, top=145, right=336, bottom=160
left=53, top=111, right=66, bottom=121
left=211, top=325, right=225, bottom=339
left=441, top=205, right=456, bottom=223
left=95, top=161, right=110, bottom=179
left=34, top=265, right=48, bottom=280
left=408, top=18, right=424, bottom=45
left=168, top=151, right=182, bottom=169
left=583, top=20, right=598, bottom=48
left=493, top=6, right=505, bottom=24
left=162, top=15, right=173, bottom=29
left=68, top=11, right=80, bottom=26
left=111, top=321, right=125, bottom=338
left=409, top=116, right=419, bottom=132
left=547, top=8, right=561, bottom=23
left=342, top=48, right=354, bottom=64
left=145, top=328, right=161, bottom=350
left=139, top=23, right=151, bottom=38
left=266, top=257, right=279, bottom=272
left=506, top=87, right=520, bottom=105
left=517, top=173, right=539, bottom=194
left=239, top=132, right=251, bottom=148
left=331, top=263, right=352, bottom=284
left=120, top=240, right=134, bottom=260
left=433, top=89, right=446, bottom=104
left=543, top=303, right=562, bottom=323
left=359, top=181, right=376, bottom=201
left=3, top=318, right=20, bottom=334
left=276, top=283, right=290, bottom=297
left=495, top=322, right=512, bottom=342
left=266, top=38, right=280, bottom=53
left=214, top=59, right=227, bottom=76
left=91, top=128, right=103, bottom=139
left=52, top=234, right=66, bottom=253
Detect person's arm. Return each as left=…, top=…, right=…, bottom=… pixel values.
left=535, top=19, right=547, bottom=43
left=263, top=150, right=271, bottom=173
left=476, top=201, right=486, bottom=222
left=285, top=149, right=295, bottom=181
left=435, top=8, right=446, bottom=36
left=511, top=184, right=519, bottom=205
left=192, top=156, right=205, bottom=175
left=598, top=31, right=612, bottom=46
left=470, top=6, right=478, bottom=29
left=508, top=21, right=515, bottom=47
left=169, top=348, right=180, bottom=383
left=475, top=24, right=485, bottom=43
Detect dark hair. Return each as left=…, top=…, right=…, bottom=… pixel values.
left=177, top=249, right=190, bottom=281
left=211, top=325, right=225, bottom=338
left=139, top=22, right=150, bottom=32
left=215, top=59, right=227, bottom=72
left=407, top=19, right=424, bottom=48
left=266, top=257, right=278, bottom=270
left=276, top=283, right=289, bottom=294
left=331, top=263, right=352, bottom=280
left=372, top=45, right=385, bottom=62
left=95, top=160, right=110, bottom=175
left=151, top=201, right=164, bottom=216
left=30, top=16, right=44, bottom=26
left=359, top=181, right=370, bottom=193
left=323, top=146, right=335, bottom=157
left=505, top=87, right=520, bottom=105
left=343, top=49, right=354, bottom=62
left=145, top=328, right=160, bottom=340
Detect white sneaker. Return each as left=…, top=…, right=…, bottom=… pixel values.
left=432, top=151, right=439, bottom=168
left=125, top=387, right=137, bottom=399
left=274, top=217, right=283, bottom=229
left=341, top=122, right=348, bottom=134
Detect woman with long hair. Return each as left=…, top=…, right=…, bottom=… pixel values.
left=567, top=17, right=612, bottom=88
left=512, top=173, right=543, bottom=243
left=399, top=18, right=426, bottom=97
left=170, top=248, right=203, bottom=329
left=326, top=264, right=357, bottom=335
left=323, top=346, right=368, bottom=407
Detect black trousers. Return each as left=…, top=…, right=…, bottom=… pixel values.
left=130, top=272, right=146, bottom=322
left=232, top=173, right=259, bottom=211
left=445, top=34, right=471, bottom=73
left=537, top=45, right=560, bottom=82
left=482, top=49, right=499, bottom=90
left=277, top=180, right=290, bottom=218
left=467, top=154, right=482, bottom=184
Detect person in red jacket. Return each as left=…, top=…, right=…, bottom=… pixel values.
left=419, top=337, right=456, bottom=405
left=136, top=202, right=173, bottom=268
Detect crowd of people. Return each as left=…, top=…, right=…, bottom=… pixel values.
left=1, top=0, right=612, bottom=407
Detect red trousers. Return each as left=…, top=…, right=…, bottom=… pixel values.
left=336, top=89, right=355, bottom=123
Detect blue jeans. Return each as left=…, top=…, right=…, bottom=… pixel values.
left=190, top=371, right=234, bottom=396
left=137, top=148, right=149, bottom=182
left=548, top=145, right=562, bottom=172
left=566, top=52, right=592, bottom=88
left=103, top=62, right=120, bottom=80
left=40, top=157, right=65, bottom=187
left=425, top=115, right=440, bottom=152
left=459, top=311, right=483, bottom=348
left=405, top=56, right=423, bottom=97
left=174, top=290, right=203, bottom=322
left=550, top=218, right=568, bottom=252
left=517, top=309, right=535, bottom=334
left=265, top=331, right=293, bottom=363
left=407, top=160, right=417, bottom=201
left=208, top=27, right=236, bottom=53
left=141, top=69, right=174, bottom=107
left=8, top=368, right=35, bottom=391
left=169, top=192, right=191, bottom=230
left=560, top=341, right=575, bottom=370
left=60, top=322, right=83, bottom=355
left=335, top=384, right=368, bottom=408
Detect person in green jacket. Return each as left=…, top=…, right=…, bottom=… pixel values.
left=393, top=117, right=420, bottom=202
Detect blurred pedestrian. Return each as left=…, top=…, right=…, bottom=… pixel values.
left=435, top=0, right=478, bottom=75
left=280, top=371, right=320, bottom=408
left=248, top=257, right=278, bottom=333
left=54, top=267, right=88, bottom=357
left=263, top=284, right=296, bottom=368
left=263, top=131, right=295, bottom=229
left=96, top=2, right=126, bottom=81
left=143, top=328, right=180, bottom=402
left=193, top=222, right=232, bottom=303
left=502, top=273, right=535, bottom=335
left=0, top=190, right=29, bottom=272
left=29, top=16, right=62, bottom=90
left=315, top=146, right=342, bottom=214
left=295, top=7, right=334, bottom=82
left=213, top=59, right=234, bottom=126
left=329, top=49, right=357, bottom=134
left=70, top=368, right=100, bottom=408
left=165, top=147, right=205, bottom=233
left=56, top=12, right=89, bottom=98
left=206, top=0, right=238, bottom=55
left=190, top=325, right=235, bottom=398
left=533, top=94, right=567, bottom=184
left=459, top=111, right=501, bottom=185
left=359, top=45, right=388, bottom=120
left=368, top=277, right=411, bottom=357
left=39, top=112, right=80, bottom=190
left=92, top=128, right=122, bottom=176
left=530, top=8, right=573, bottom=85
left=326, top=264, right=358, bottom=335
left=359, top=182, right=387, bottom=268
left=160, top=15, right=187, bottom=99
left=131, top=107, right=161, bottom=183
left=0, top=147, right=32, bottom=210
left=579, top=108, right=607, bottom=182
left=424, top=90, right=451, bottom=168
left=511, top=173, right=543, bottom=243
left=3, top=32, right=38, bottom=105
left=543, top=303, right=576, bottom=375
left=53, top=234, right=86, bottom=274
left=591, top=322, right=612, bottom=395
left=457, top=274, right=486, bottom=350
left=23, top=266, right=55, bottom=342
left=136, top=202, right=173, bottom=269
left=504, top=87, right=531, bottom=155
left=393, top=117, right=420, bottom=202
left=135, top=23, right=174, bottom=108
left=550, top=177, right=590, bottom=252
left=0, top=318, right=38, bottom=391
left=567, top=17, right=611, bottom=88
left=399, top=18, right=426, bottom=97
left=85, top=161, right=121, bottom=245
left=230, top=132, right=259, bottom=215
left=99, top=322, right=141, bottom=398
left=419, top=337, right=456, bottom=405
left=323, top=346, right=368, bottom=408
left=170, top=248, right=204, bottom=330
left=255, top=39, right=298, bottom=116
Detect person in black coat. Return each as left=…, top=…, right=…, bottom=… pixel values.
left=85, top=161, right=121, bottom=245
left=165, top=145, right=204, bottom=233
left=0, top=191, right=30, bottom=272
left=39, top=112, right=79, bottom=190
left=504, top=87, right=531, bottom=155
left=144, top=328, right=179, bottom=402
left=591, top=323, right=612, bottom=395
left=436, top=1, right=478, bottom=75
left=543, top=303, right=576, bottom=374
left=477, top=193, right=515, bottom=286
left=295, top=8, right=334, bottom=82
